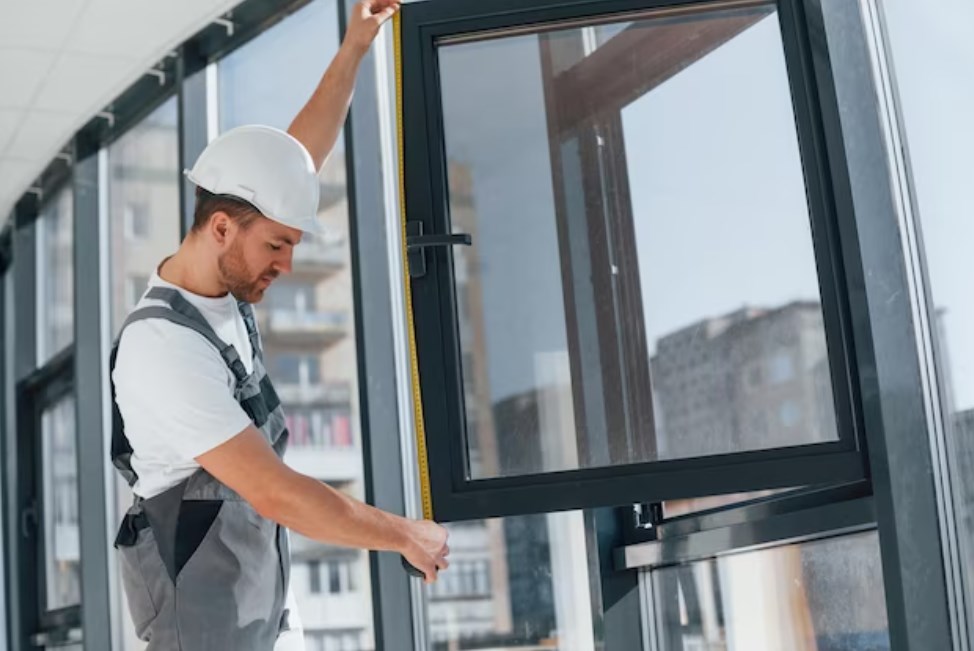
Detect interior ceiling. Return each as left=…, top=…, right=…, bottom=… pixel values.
left=0, top=0, right=244, bottom=228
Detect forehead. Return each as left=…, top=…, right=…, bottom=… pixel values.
left=254, top=215, right=303, bottom=245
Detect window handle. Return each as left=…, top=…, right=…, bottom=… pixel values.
left=406, top=233, right=472, bottom=251
left=406, top=221, right=472, bottom=278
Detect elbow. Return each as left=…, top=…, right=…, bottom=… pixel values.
left=247, top=471, right=294, bottom=523
left=250, top=492, right=279, bottom=522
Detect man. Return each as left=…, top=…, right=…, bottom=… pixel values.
left=110, top=2, right=449, bottom=649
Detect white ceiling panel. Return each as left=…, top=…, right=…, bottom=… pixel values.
left=0, top=48, right=58, bottom=109
left=33, top=53, right=138, bottom=114
left=0, top=108, right=22, bottom=151
left=0, top=0, right=243, bottom=228
left=5, top=110, right=77, bottom=160
left=0, top=158, right=37, bottom=203
left=66, top=0, right=217, bottom=57
left=0, top=0, right=88, bottom=51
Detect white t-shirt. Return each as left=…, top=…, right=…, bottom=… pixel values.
left=113, top=271, right=305, bottom=648
left=113, top=271, right=256, bottom=499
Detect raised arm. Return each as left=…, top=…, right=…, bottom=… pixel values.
left=288, top=0, right=400, bottom=170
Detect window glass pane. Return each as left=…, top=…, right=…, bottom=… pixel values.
left=37, top=187, right=74, bottom=364
left=873, top=0, right=974, bottom=636
left=218, top=0, right=374, bottom=646
left=107, top=95, right=181, bottom=651
left=427, top=512, right=597, bottom=650
left=650, top=531, right=889, bottom=650
left=439, top=4, right=837, bottom=480
left=108, top=97, right=180, bottom=335
left=42, top=394, right=80, bottom=610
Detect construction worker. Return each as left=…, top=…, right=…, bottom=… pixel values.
left=109, top=1, right=449, bottom=649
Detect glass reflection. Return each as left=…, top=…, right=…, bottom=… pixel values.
left=652, top=532, right=889, bottom=650
left=438, top=4, right=836, bottom=480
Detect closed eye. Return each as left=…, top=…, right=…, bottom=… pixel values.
left=268, top=243, right=282, bottom=252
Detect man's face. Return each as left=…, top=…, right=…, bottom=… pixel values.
left=217, top=215, right=303, bottom=303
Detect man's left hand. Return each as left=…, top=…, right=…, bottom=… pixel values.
left=344, top=0, right=400, bottom=55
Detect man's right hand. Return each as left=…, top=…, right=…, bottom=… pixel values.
left=402, top=520, right=450, bottom=584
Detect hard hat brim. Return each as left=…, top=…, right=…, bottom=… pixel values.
left=184, top=168, right=324, bottom=235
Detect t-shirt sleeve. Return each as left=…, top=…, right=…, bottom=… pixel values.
left=113, top=319, right=254, bottom=461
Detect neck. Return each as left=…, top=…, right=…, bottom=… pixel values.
left=159, top=236, right=228, bottom=298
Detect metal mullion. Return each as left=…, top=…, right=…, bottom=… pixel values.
left=73, top=136, right=113, bottom=651
left=799, top=0, right=955, bottom=648
left=177, top=42, right=210, bottom=238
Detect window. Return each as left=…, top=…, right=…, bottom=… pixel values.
left=272, top=354, right=322, bottom=386
left=649, top=532, right=889, bottom=650
left=107, top=97, right=180, bottom=336
left=307, top=558, right=357, bottom=595
left=286, top=407, right=353, bottom=449
left=36, top=187, right=74, bottom=364
left=309, top=560, right=322, bottom=594
left=399, top=0, right=865, bottom=521
left=41, top=394, right=80, bottom=610
left=123, top=202, right=151, bottom=241
left=217, top=0, right=373, bottom=645
left=425, top=512, right=595, bottom=650
left=269, top=280, right=318, bottom=312
left=306, top=631, right=364, bottom=651
left=767, top=350, right=796, bottom=385
left=125, top=274, right=150, bottom=311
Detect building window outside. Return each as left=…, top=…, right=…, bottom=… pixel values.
left=125, top=274, right=150, bottom=311
left=123, top=201, right=152, bottom=241
left=309, top=560, right=322, bottom=594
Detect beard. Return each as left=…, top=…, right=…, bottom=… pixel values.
left=218, top=238, right=277, bottom=303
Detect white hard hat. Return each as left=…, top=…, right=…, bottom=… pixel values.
left=185, top=125, right=322, bottom=234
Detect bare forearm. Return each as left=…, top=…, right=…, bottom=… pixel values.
left=262, top=468, right=409, bottom=553
left=288, top=42, right=367, bottom=170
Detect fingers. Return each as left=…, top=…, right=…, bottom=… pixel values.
left=362, top=0, right=398, bottom=15
left=422, top=560, right=438, bottom=584
left=370, top=3, right=399, bottom=26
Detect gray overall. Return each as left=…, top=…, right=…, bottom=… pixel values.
left=110, top=286, right=292, bottom=650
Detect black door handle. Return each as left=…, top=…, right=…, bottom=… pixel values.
left=406, top=233, right=472, bottom=251
left=406, top=222, right=472, bottom=278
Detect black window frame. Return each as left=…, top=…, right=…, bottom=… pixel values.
left=16, top=347, right=80, bottom=647
left=400, top=0, right=873, bottom=522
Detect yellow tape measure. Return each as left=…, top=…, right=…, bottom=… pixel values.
left=394, top=13, right=434, bottom=522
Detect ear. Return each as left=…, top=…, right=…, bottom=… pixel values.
left=210, top=211, right=232, bottom=245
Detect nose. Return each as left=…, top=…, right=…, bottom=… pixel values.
left=275, top=249, right=293, bottom=276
